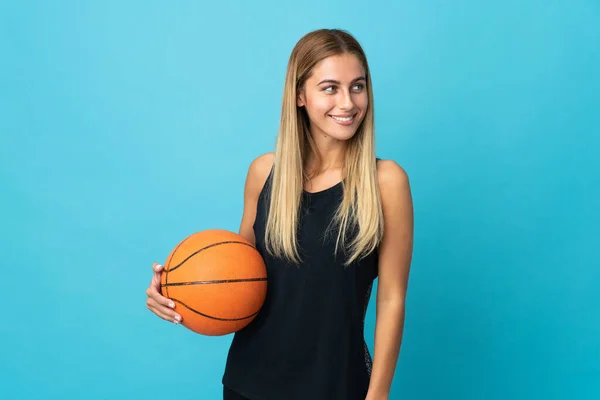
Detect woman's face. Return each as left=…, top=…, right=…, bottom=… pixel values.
left=298, top=53, right=368, bottom=142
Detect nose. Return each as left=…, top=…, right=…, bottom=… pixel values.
left=338, top=89, right=355, bottom=111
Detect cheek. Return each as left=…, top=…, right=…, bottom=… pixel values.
left=356, top=93, right=369, bottom=111
left=306, top=96, right=336, bottom=117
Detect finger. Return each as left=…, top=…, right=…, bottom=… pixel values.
left=150, top=306, right=179, bottom=323
left=151, top=263, right=164, bottom=290
left=152, top=262, right=164, bottom=272
left=147, top=299, right=182, bottom=323
left=145, top=287, right=176, bottom=309
left=146, top=297, right=178, bottom=319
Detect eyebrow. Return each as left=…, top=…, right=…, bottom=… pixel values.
left=317, top=76, right=366, bottom=85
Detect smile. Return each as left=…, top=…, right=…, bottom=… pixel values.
left=329, top=114, right=356, bottom=126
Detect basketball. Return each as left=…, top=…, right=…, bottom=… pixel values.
left=160, top=229, right=267, bottom=336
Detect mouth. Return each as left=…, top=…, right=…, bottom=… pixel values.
left=329, top=113, right=357, bottom=126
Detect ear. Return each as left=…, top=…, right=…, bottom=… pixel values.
left=297, top=91, right=306, bottom=107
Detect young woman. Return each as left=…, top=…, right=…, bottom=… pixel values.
left=145, top=29, right=414, bottom=400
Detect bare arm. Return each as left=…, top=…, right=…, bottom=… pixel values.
left=366, top=160, right=414, bottom=400
left=145, top=152, right=273, bottom=325
left=238, top=152, right=275, bottom=245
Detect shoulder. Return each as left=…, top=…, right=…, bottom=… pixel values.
left=376, top=160, right=413, bottom=245
left=376, top=159, right=410, bottom=191
left=248, top=152, right=274, bottom=179
left=376, top=159, right=412, bottom=217
left=245, top=152, right=275, bottom=193
left=238, top=153, right=274, bottom=243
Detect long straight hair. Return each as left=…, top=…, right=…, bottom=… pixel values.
left=265, top=29, right=384, bottom=266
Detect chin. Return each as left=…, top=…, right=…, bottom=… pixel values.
left=334, top=129, right=358, bottom=141
left=326, top=123, right=361, bottom=141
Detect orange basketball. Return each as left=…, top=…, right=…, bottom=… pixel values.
left=160, top=229, right=267, bottom=336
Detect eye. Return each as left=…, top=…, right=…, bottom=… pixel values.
left=323, top=86, right=337, bottom=93
left=352, top=84, right=365, bottom=91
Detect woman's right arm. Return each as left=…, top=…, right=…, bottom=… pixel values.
left=145, top=152, right=274, bottom=324
left=237, top=152, right=275, bottom=245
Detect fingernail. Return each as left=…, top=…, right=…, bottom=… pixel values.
left=169, top=301, right=175, bottom=308
left=174, top=315, right=181, bottom=322
left=155, top=264, right=163, bottom=271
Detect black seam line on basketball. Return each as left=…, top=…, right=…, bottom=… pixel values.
left=164, top=231, right=196, bottom=297
left=161, top=277, right=267, bottom=287
left=167, top=241, right=257, bottom=273
left=171, top=298, right=260, bottom=321
left=164, top=233, right=198, bottom=292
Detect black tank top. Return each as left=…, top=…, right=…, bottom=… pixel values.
left=222, top=165, right=379, bottom=400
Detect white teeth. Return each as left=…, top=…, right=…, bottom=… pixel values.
left=331, top=115, right=353, bottom=122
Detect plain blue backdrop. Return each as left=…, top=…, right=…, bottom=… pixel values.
left=1, top=1, right=598, bottom=399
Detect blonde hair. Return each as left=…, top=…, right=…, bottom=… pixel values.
left=265, top=29, right=384, bottom=266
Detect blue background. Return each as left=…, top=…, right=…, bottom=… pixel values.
left=1, top=1, right=598, bottom=399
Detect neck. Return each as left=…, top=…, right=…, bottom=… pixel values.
left=305, top=131, right=347, bottom=174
